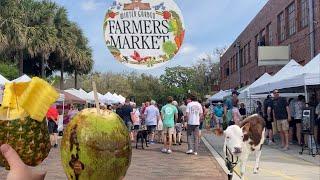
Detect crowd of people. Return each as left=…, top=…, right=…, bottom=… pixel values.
left=218, top=89, right=320, bottom=150
left=111, top=94, right=204, bottom=155
left=1, top=89, right=320, bottom=180
left=44, top=89, right=320, bottom=154
left=104, top=89, right=320, bottom=154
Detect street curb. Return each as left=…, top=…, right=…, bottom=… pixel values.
left=202, top=136, right=241, bottom=180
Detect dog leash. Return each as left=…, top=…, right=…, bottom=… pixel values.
left=225, top=146, right=239, bottom=180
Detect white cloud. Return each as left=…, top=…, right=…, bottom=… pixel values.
left=179, top=44, right=197, bottom=55
left=81, top=0, right=99, bottom=11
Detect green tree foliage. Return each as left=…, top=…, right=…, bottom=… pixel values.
left=0, top=62, right=19, bottom=80
left=0, top=0, right=93, bottom=84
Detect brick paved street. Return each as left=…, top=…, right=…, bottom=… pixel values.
left=125, top=140, right=226, bottom=180
left=0, top=136, right=227, bottom=180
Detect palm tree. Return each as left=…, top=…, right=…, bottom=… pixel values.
left=54, top=7, right=77, bottom=89
left=0, top=0, right=27, bottom=75
left=68, top=23, right=93, bottom=88
left=0, top=0, right=93, bottom=83
left=25, top=1, right=58, bottom=78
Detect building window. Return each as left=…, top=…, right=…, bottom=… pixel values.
left=278, top=12, right=286, bottom=41
left=235, top=53, right=238, bottom=71
left=234, top=55, right=237, bottom=72
left=240, top=49, right=244, bottom=67
left=300, top=0, right=309, bottom=28
left=233, top=56, right=235, bottom=73
left=255, top=34, right=259, bottom=62
left=287, top=2, right=296, bottom=36
left=224, top=62, right=230, bottom=77
left=259, top=29, right=266, bottom=46
left=267, top=24, right=273, bottom=45
left=248, top=41, right=251, bottom=63
left=230, top=57, right=233, bottom=74
left=243, top=45, right=247, bottom=65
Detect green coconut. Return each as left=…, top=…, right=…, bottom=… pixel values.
left=61, top=108, right=132, bottom=180
left=0, top=114, right=51, bottom=169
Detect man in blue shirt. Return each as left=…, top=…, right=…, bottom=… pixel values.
left=119, top=99, right=133, bottom=141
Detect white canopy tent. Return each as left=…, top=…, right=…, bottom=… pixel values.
left=65, top=88, right=90, bottom=102
left=118, top=95, right=126, bottom=104
left=209, top=90, right=232, bottom=101
left=78, top=89, right=92, bottom=102
left=88, top=91, right=105, bottom=103
left=261, top=54, right=320, bottom=89
left=112, top=93, right=123, bottom=104
left=104, top=92, right=120, bottom=104
left=12, top=74, right=31, bottom=83
left=239, top=73, right=272, bottom=99
left=252, top=54, right=320, bottom=102
left=250, top=59, right=303, bottom=94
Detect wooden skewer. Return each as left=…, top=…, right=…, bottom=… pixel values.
left=92, top=81, right=100, bottom=115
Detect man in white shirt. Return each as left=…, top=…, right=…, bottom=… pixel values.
left=144, top=100, right=160, bottom=144
left=186, top=94, right=203, bottom=155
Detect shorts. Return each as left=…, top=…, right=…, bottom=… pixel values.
left=133, top=125, right=140, bottom=130
left=265, top=119, right=273, bottom=130
left=315, top=118, right=320, bottom=126
left=199, top=122, right=204, bottom=130
left=295, top=119, right=301, bottom=124
left=163, top=127, right=174, bottom=135
left=147, top=125, right=157, bottom=133
left=277, top=120, right=289, bottom=131
left=175, top=123, right=182, bottom=133
left=48, top=120, right=58, bottom=134
left=126, top=121, right=133, bottom=132
left=289, top=117, right=296, bottom=128
left=215, top=116, right=223, bottom=124
left=228, top=121, right=235, bottom=126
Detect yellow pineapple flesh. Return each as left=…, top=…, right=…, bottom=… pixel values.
left=0, top=77, right=58, bottom=169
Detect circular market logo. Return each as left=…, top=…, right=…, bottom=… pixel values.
left=104, top=0, right=185, bottom=69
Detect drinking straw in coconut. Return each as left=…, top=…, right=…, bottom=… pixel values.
left=92, top=81, right=100, bottom=115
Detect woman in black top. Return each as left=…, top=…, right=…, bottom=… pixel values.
left=256, top=101, right=263, bottom=117
left=239, top=103, right=246, bottom=117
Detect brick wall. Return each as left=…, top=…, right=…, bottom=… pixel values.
left=220, top=0, right=320, bottom=90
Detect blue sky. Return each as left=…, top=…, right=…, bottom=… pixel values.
left=52, top=0, right=268, bottom=75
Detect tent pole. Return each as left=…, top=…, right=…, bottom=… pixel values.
left=62, top=100, right=65, bottom=118
left=304, top=84, right=309, bottom=104
left=249, top=92, right=252, bottom=115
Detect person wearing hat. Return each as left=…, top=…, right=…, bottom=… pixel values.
left=223, top=90, right=239, bottom=126
left=213, top=102, right=224, bottom=130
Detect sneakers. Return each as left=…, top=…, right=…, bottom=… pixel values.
left=193, top=152, right=198, bottom=155
left=186, top=149, right=193, bottom=154
left=167, top=149, right=172, bottom=154
left=149, top=141, right=156, bottom=145
left=53, top=144, right=58, bottom=148
left=161, top=148, right=167, bottom=153
left=268, top=140, right=275, bottom=145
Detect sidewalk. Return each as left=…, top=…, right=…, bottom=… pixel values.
left=125, top=138, right=227, bottom=180
left=0, top=136, right=227, bottom=180
left=203, top=131, right=320, bottom=180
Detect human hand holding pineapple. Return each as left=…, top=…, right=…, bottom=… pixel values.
left=1, top=144, right=46, bottom=180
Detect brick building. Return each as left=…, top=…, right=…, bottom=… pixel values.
left=220, top=0, right=320, bottom=90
